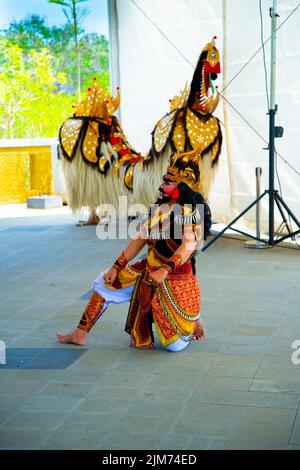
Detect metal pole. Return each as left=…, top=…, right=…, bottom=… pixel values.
left=268, top=0, right=278, bottom=245
left=256, top=167, right=262, bottom=240
left=107, top=0, right=121, bottom=120
left=245, top=167, right=268, bottom=248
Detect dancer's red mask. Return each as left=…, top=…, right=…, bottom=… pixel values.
left=159, top=177, right=180, bottom=200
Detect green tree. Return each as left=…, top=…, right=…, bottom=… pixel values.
left=0, top=14, right=110, bottom=96
left=0, top=39, right=73, bottom=138
left=48, top=0, right=90, bottom=100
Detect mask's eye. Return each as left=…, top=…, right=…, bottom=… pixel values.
left=211, top=52, right=216, bottom=58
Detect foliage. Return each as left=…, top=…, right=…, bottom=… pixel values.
left=0, top=13, right=110, bottom=138
left=1, top=14, right=110, bottom=95
left=0, top=38, right=73, bottom=138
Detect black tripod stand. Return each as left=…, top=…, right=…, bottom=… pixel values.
left=203, top=1, right=300, bottom=252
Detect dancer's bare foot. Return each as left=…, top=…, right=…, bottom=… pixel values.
left=76, top=213, right=100, bottom=226
left=193, top=318, right=206, bottom=340
left=57, top=328, right=87, bottom=346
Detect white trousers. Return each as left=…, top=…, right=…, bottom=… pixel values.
left=92, top=272, right=190, bottom=352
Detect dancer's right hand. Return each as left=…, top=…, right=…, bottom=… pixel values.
left=103, top=267, right=117, bottom=285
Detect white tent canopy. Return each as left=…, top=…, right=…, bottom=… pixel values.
left=108, top=0, right=300, bottom=230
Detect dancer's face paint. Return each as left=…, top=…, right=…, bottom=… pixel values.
left=158, top=177, right=179, bottom=200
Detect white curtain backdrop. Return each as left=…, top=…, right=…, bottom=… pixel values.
left=109, top=0, right=300, bottom=229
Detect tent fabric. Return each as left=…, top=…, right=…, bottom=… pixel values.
left=109, top=0, right=300, bottom=230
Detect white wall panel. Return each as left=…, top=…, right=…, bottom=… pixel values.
left=109, top=0, right=300, bottom=230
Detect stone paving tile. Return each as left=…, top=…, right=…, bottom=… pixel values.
left=163, top=351, right=218, bottom=365
left=99, top=431, right=164, bottom=450
left=2, top=412, right=65, bottom=431
left=239, top=314, right=283, bottom=326
left=20, top=395, right=83, bottom=414
left=159, top=435, right=193, bottom=450
left=88, top=384, right=144, bottom=402
left=170, top=414, right=237, bottom=441
left=243, top=391, right=300, bottom=409
left=229, top=421, right=292, bottom=444
left=0, top=334, right=22, bottom=346
left=220, top=343, right=271, bottom=356
left=57, top=412, right=119, bottom=434
left=237, top=406, right=296, bottom=426
left=250, top=378, right=300, bottom=395
left=111, top=414, right=175, bottom=435
left=0, top=430, right=51, bottom=450
left=295, top=410, right=300, bottom=427
left=146, top=372, right=205, bottom=388
left=267, top=343, right=299, bottom=358
left=231, top=324, right=277, bottom=337
left=197, top=376, right=253, bottom=392
left=178, top=403, right=241, bottom=422
left=189, top=389, right=300, bottom=409
left=41, top=430, right=105, bottom=450
left=2, top=347, right=87, bottom=370
left=126, top=398, right=186, bottom=419
left=6, top=336, right=57, bottom=348
left=206, top=365, right=259, bottom=378
left=210, top=353, right=264, bottom=367
left=77, top=396, right=134, bottom=415
left=100, top=371, right=154, bottom=387
left=192, top=341, right=225, bottom=353
left=226, top=335, right=273, bottom=346
left=111, top=358, right=166, bottom=374
left=1, top=369, right=63, bottom=384
left=0, top=411, right=15, bottom=428
left=0, top=370, right=18, bottom=382
left=186, top=437, right=226, bottom=450
left=52, top=365, right=114, bottom=384
left=37, top=382, right=98, bottom=398
left=0, top=395, right=33, bottom=412
left=274, top=327, right=300, bottom=337
left=255, top=365, right=300, bottom=381
left=224, top=439, right=287, bottom=450
left=0, top=379, right=46, bottom=395
left=76, top=349, right=130, bottom=364
left=289, top=426, right=300, bottom=445
left=187, top=390, right=248, bottom=407
left=140, top=384, right=196, bottom=402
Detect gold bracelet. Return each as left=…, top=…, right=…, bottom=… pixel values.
left=161, top=254, right=182, bottom=273
left=113, top=251, right=128, bottom=271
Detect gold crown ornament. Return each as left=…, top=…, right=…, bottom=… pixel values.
left=72, top=77, right=120, bottom=124
left=165, top=147, right=203, bottom=193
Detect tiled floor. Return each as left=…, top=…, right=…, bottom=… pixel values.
left=0, top=211, right=300, bottom=449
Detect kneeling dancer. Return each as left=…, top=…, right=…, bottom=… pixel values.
left=57, top=149, right=209, bottom=351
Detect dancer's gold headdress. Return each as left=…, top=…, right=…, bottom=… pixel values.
left=165, top=147, right=203, bottom=193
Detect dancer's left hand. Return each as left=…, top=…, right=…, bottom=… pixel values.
left=103, top=267, right=117, bottom=285
left=149, top=268, right=168, bottom=285
left=192, top=318, right=206, bottom=340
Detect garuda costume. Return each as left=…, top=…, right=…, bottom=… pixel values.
left=58, top=37, right=222, bottom=219
left=75, top=147, right=205, bottom=352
